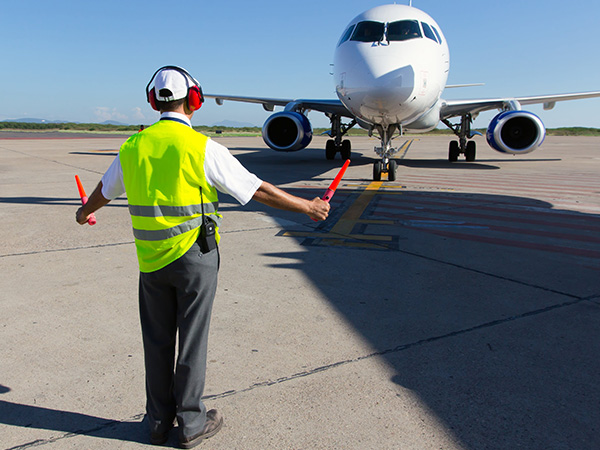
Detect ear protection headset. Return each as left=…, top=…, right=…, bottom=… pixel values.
left=146, top=65, right=204, bottom=112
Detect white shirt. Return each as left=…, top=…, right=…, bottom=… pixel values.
left=101, top=112, right=263, bottom=205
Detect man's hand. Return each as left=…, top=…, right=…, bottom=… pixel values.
left=76, top=206, right=92, bottom=225
left=308, top=197, right=330, bottom=221
left=252, top=181, right=330, bottom=221
left=74, top=181, right=110, bottom=225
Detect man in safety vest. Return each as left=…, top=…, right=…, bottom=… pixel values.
left=75, top=66, right=329, bottom=448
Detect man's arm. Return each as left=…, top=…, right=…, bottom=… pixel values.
left=76, top=181, right=111, bottom=225
left=252, top=181, right=330, bottom=221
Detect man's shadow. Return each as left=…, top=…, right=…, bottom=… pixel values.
left=0, top=395, right=150, bottom=447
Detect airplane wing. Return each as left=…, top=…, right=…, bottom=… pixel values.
left=440, top=91, right=600, bottom=119
left=205, top=94, right=353, bottom=118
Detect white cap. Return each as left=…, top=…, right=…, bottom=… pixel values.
left=153, top=68, right=191, bottom=102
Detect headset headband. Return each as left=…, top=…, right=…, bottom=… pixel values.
left=145, top=65, right=204, bottom=103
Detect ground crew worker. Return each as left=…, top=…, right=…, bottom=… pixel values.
left=75, top=65, right=330, bottom=448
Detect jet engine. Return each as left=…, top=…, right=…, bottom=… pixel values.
left=262, top=111, right=312, bottom=152
left=486, top=110, right=546, bottom=154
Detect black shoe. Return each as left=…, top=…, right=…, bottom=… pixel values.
left=150, top=419, right=175, bottom=446
left=180, top=409, right=223, bottom=449
left=150, top=430, right=170, bottom=446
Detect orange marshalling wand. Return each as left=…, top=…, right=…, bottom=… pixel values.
left=322, top=159, right=350, bottom=202
left=75, top=175, right=97, bottom=226
left=312, top=159, right=350, bottom=222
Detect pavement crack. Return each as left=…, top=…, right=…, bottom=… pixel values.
left=204, top=294, right=587, bottom=401
left=0, top=241, right=134, bottom=258
left=5, top=414, right=144, bottom=449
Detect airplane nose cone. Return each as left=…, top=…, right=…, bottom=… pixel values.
left=339, top=61, right=416, bottom=124
left=363, top=64, right=415, bottom=105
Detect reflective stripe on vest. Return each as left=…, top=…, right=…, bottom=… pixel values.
left=128, top=202, right=219, bottom=218
left=129, top=203, right=222, bottom=241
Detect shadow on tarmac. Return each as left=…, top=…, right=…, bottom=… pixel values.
left=0, top=399, right=148, bottom=446
left=233, top=149, right=503, bottom=184
left=69, top=151, right=119, bottom=156
left=224, top=146, right=600, bottom=449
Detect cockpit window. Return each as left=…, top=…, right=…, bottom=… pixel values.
left=387, top=20, right=422, bottom=41
left=421, top=22, right=438, bottom=43
left=431, top=25, right=443, bottom=44
left=350, top=21, right=385, bottom=43
left=338, top=24, right=355, bottom=47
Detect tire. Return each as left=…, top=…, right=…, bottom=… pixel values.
left=449, top=141, right=459, bottom=162
left=325, top=140, right=336, bottom=160
left=373, top=161, right=383, bottom=181
left=465, top=140, right=476, bottom=162
left=388, top=160, right=397, bottom=181
left=341, top=140, right=351, bottom=160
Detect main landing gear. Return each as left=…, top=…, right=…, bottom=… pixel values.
left=442, top=113, right=481, bottom=162
left=325, top=115, right=356, bottom=161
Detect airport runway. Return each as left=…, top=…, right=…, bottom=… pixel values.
left=1, top=133, right=599, bottom=449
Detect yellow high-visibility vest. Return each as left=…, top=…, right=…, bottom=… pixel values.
left=120, top=119, right=221, bottom=272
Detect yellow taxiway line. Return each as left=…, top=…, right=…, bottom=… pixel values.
left=283, top=181, right=395, bottom=247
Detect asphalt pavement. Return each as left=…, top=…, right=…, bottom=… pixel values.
left=1, top=133, right=599, bottom=449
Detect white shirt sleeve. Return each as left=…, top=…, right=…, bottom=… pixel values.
left=204, top=138, right=263, bottom=205
left=100, top=155, right=126, bottom=200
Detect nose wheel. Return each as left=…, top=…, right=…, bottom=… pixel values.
left=373, top=159, right=397, bottom=181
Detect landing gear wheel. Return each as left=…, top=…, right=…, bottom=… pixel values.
left=341, top=140, right=351, bottom=160
left=373, top=161, right=383, bottom=181
left=388, top=159, right=397, bottom=181
left=465, top=140, right=476, bottom=162
left=449, top=141, right=459, bottom=162
left=325, top=140, right=336, bottom=160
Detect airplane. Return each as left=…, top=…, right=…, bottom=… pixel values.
left=205, top=3, right=600, bottom=181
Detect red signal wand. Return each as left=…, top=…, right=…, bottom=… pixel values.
left=322, top=159, right=350, bottom=202
left=75, top=175, right=97, bottom=226
left=313, top=159, right=350, bottom=222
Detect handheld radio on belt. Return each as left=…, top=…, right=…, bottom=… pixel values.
left=198, top=187, right=217, bottom=253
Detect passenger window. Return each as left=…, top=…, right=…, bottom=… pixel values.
left=338, top=25, right=355, bottom=47
left=431, top=26, right=443, bottom=45
left=387, top=20, right=422, bottom=41
left=350, top=21, right=385, bottom=42
left=421, top=22, right=438, bottom=43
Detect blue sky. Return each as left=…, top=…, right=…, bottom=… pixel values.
left=1, top=0, right=599, bottom=129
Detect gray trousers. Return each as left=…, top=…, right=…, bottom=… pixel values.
left=138, top=241, right=219, bottom=439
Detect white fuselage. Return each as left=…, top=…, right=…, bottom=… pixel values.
left=333, top=4, right=449, bottom=132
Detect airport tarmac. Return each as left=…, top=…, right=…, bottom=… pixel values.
left=1, top=133, right=599, bottom=449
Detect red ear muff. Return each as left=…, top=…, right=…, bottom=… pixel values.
left=148, top=87, right=159, bottom=111
left=187, top=86, right=203, bottom=112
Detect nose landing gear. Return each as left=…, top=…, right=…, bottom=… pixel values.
left=372, top=124, right=400, bottom=181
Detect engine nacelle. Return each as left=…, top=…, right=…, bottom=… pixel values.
left=486, top=110, right=546, bottom=154
left=262, top=111, right=312, bottom=152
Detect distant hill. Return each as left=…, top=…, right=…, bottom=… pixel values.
left=100, top=120, right=127, bottom=126
left=0, top=118, right=125, bottom=126
left=211, top=120, right=258, bottom=128
left=1, top=118, right=69, bottom=124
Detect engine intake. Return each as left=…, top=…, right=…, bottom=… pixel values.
left=486, top=110, right=546, bottom=154
left=262, top=111, right=312, bottom=152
